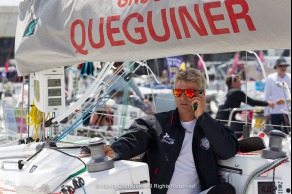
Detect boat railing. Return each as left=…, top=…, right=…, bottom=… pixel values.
left=214, top=107, right=291, bottom=138
left=227, top=107, right=261, bottom=127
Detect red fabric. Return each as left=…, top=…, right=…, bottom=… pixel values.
left=259, top=50, right=265, bottom=63
left=77, top=63, right=83, bottom=70
left=4, top=60, right=9, bottom=72
left=259, top=133, right=265, bottom=138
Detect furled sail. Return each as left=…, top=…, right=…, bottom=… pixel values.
left=15, top=0, right=291, bottom=75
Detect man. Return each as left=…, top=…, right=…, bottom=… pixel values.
left=105, top=68, right=238, bottom=194
left=264, top=57, right=291, bottom=133
left=216, top=75, right=275, bottom=137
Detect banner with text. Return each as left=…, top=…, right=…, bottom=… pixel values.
left=15, top=0, right=291, bottom=75
left=165, top=56, right=184, bottom=82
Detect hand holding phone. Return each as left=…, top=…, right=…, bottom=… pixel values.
left=192, top=103, right=198, bottom=111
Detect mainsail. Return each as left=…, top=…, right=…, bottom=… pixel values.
left=15, top=0, right=291, bottom=75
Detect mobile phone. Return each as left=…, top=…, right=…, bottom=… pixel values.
left=192, top=103, right=198, bottom=111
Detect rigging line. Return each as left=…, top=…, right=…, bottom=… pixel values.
left=218, top=119, right=254, bottom=126
left=20, top=76, right=25, bottom=140
left=261, top=123, right=291, bottom=130
left=66, top=62, right=143, bottom=136
left=27, top=74, right=32, bottom=139
left=243, top=157, right=288, bottom=194
left=247, top=51, right=267, bottom=80
left=136, top=60, right=161, bottom=113
left=52, top=62, right=114, bottom=124
left=56, top=62, right=143, bottom=141
left=80, top=111, right=139, bottom=120
left=259, top=158, right=289, bottom=176
left=43, top=112, right=46, bottom=142
left=107, top=107, right=113, bottom=126
left=89, top=61, right=143, bottom=113
left=71, top=61, right=134, bottom=117
left=120, top=63, right=131, bottom=136
left=55, top=62, right=134, bottom=139
left=80, top=181, right=87, bottom=194
left=245, top=51, right=248, bottom=126
left=136, top=60, right=160, bottom=84
left=93, top=109, right=105, bottom=127
left=76, top=61, right=127, bottom=112
left=196, top=54, right=210, bottom=86
left=56, top=62, right=131, bottom=131
left=76, top=62, right=143, bottom=129
left=146, top=65, right=157, bottom=113
left=57, top=80, right=129, bottom=141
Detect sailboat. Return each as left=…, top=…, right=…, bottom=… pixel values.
left=1, top=0, right=291, bottom=193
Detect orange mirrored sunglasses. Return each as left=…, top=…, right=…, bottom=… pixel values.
left=173, top=89, right=204, bottom=98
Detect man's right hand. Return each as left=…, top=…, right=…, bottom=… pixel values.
left=267, top=101, right=275, bottom=109
left=104, top=145, right=115, bottom=159
left=143, top=99, right=154, bottom=115
left=265, top=115, right=271, bottom=121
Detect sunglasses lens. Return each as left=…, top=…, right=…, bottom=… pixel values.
left=173, top=89, right=183, bottom=97
left=196, top=90, right=204, bottom=96
left=185, top=90, right=195, bottom=98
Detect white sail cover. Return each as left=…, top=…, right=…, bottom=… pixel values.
left=15, top=0, right=291, bottom=75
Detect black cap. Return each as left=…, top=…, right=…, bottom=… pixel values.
left=274, top=57, right=290, bottom=69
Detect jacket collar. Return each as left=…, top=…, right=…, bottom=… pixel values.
left=171, top=109, right=182, bottom=127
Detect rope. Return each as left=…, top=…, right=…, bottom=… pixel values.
left=80, top=180, right=87, bottom=194
left=245, top=51, right=248, bottom=126
left=55, top=62, right=143, bottom=141
left=121, top=63, right=131, bottom=136
left=242, top=157, right=288, bottom=194
left=68, top=167, right=87, bottom=179
left=26, top=102, right=50, bottom=141
left=146, top=64, right=157, bottom=113
left=20, top=76, right=25, bottom=139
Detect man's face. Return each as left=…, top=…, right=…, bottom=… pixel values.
left=276, top=65, right=288, bottom=74
left=174, top=81, right=204, bottom=113
left=231, top=76, right=241, bottom=89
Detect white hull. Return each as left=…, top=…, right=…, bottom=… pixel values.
left=0, top=143, right=151, bottom=194
left=0, top=140, right=291, bottom=194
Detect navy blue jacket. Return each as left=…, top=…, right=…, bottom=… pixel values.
left=111, top=110, right=239, bottom=194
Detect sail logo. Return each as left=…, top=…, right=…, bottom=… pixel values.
left=23, top=19, right=39, bottom=37
left=161, top=133, right=175, bottom=145
left=29, top=165, right=38, bottom=173
left=200, top=137, right=210, bottom=150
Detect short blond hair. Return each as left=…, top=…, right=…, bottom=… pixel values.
left=174, top=68, right=206, bottom=90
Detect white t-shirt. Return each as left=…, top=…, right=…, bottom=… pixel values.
left=167, top=119, right=201, bottom=194
left=264, top=73, right=291, bottom=116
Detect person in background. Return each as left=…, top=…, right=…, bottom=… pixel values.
left=216, top=75, right=275, bottom=137
left=161, top=67, right=170, bottom=86
left=264, top=57, right=291, bottom=134
left=105, top=68, right=238, bottom=194
left=104, top=62, right=153, bottom=115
